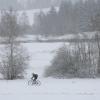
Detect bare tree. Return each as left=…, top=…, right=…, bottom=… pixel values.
left=0, top=8, right=29, bottom=80
left=91, top=13, right=100, bottom=74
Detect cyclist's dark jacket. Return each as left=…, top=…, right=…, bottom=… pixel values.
left=31, top=73, right=38, bottom=81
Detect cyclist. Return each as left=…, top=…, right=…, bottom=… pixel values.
left=31, top=73, right=38, bottom=82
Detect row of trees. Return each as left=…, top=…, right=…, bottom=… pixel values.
left=44, top=0, right=100, bottom=78
left=45, top=41, right=99, bottom=78
left=0, top=9, right=29, bottom=80
left=0, top=10, right=31, bottom=37
left=1, top=0, right=100, bottom=37
left=34, top=0, right=100, bottom=36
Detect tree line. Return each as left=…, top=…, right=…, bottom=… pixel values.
left=44, top=0, right=100, bottom=78
left=0, top=0, right=100, bottom=37
left=45, top=40, right=100, bottom=78
left=33, top=0, right=100, bottom=36
left=0, top=10, right=31, bottom=37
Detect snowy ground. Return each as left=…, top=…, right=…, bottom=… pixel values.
left=23, top=42, right=63, bottom=78
left=0, top=78, right=100, bottom=100
left=0, top=42, right=100, bottom=100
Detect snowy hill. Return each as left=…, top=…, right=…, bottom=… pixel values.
left=18, top=7, right=59, bottom=25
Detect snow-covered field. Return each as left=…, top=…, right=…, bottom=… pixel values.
left=0, top=78, right=100, bottom=100
left=0, top=42, right=100, bottom=100
left=23, top=43, right=63, bottom=78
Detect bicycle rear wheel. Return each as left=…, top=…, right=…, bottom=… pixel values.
left=28, top=80, right=33, bottom=85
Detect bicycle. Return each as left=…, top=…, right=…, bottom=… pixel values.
left=28, top=79, right=41, bottom=86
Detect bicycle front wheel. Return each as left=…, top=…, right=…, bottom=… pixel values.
left=35, top=80, right=41, bottom=86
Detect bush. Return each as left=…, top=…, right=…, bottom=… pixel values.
left=0, top=45, right=29, bottom=80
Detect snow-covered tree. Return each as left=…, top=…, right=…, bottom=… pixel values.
left=0, top=9, right=29, bottom=80
left=45, top=43, right=97, bottom=78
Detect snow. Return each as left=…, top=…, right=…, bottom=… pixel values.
left=75, top=32, right=97, bottom=39
left=0, top=78, right=100, bottom=100
left=0, top=41, right=99, bottom=100
left=13, top=31, right=98, bottom=42
left=23, top=43, right=63, bottom=77
left=0, top=5, right=99, bottom=100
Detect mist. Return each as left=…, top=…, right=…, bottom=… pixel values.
left=0, top=0, right=86, bottom=10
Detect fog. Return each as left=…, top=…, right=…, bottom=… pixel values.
left=0, top=0, right=86, bottom=10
